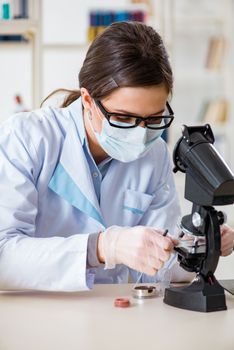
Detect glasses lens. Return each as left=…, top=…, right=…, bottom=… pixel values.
left=109, top=115, right=136, bottom=127
left=146, top=117, right=172, bottom=129
left=146, top=117, right=163, bottom=127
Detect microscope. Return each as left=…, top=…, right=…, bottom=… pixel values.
left=163, top=124, right=234, bottom=312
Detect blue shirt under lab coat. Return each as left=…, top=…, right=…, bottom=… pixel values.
left=0, top=98, right=182, bottom=291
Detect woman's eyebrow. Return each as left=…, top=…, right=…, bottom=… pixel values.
left=112, top=108, right=165, bottom=116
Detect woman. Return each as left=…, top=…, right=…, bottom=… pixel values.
left=0, top=21, right=233, bottom=291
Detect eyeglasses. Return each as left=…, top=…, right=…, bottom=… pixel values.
left=94, top=99, right=174, bottom=129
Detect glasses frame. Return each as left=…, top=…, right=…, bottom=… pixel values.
left=94, top=99, right=174, bottom=130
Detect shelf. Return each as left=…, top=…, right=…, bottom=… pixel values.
left=42, top=43, right=90, bottom=50
left=0, top=40, right=29, bottom=46
left=174, top=70, right=226, bottom=81
left=0, top=19, right=38, bottom=36
left=173, top=15, right=226, bottom=24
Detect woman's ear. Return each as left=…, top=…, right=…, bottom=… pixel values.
left=80, top=87, right=93, bottom=110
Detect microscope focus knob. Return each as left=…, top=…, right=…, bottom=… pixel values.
left=192, top=212, right=203, bottom=228
left=217, top=211, right=227, bottom=225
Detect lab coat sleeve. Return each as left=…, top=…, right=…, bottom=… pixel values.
left=87, top=233, right=103, bottom=267
left=130, top=141, right=194, bottom=283
left=0, top=117, right=94, bottom=291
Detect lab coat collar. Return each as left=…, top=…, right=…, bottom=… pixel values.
left=64, top=98, right=86, bottom=147
left=48, top=98, right=106, bottom=229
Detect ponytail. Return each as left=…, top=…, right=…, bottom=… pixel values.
left=40, top=88, right=81, bottom=108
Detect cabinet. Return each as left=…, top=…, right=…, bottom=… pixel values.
left=162, top=0, right=233, bottom=161
left=0, top=0, right=154, bottom=118
left=0, top=0, right=42, bottom=117
left=159, top=0, right=234, bottom=224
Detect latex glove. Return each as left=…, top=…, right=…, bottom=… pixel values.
left=98, top=225, right=175, bottom=276
left=220, top=224, right=234, bottom=256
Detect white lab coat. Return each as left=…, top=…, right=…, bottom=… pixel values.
left=0, top=98, right=182, bottom=291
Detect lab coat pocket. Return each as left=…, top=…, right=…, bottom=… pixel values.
left=122, top=189, right=154, bottom=226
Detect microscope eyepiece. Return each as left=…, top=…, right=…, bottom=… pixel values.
left=173, top=124, right=234, bottom=206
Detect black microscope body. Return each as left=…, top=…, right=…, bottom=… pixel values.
left=163, top=124, right=234, bottom=312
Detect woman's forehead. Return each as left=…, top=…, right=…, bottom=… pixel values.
left=102, top=86, right=168, bottom=115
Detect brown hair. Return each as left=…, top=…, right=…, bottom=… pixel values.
left=41, top=21, right=173, bottom=107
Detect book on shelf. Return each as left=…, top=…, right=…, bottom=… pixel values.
left=205, top=36, right=226, bottom=71
left=0, top=0, right=28, bottom=20
left=88, top=8, right=147, bottom=42
left=198, top=99, right=229, bottom=125
left=0, top=35, right=27, bottom=42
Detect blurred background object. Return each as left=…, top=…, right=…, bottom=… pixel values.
left=0, top=0, right=233, bottom=280
left=13, top=93, right=28, bottom=112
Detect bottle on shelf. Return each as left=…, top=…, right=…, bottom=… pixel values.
left=0, top=0, right=28, bottom=21
left=1, top=2, right=11, bottom=20
left=13, top=94, right=28, bottom=113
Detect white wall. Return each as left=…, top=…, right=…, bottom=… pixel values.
left=42, top=47, right=87, bottom=99
left=0, top=43, right=32, bottom=119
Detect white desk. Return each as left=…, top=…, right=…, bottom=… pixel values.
left=0, top=284, right=234, bottom=350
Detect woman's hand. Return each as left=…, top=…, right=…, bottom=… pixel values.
left=220, top=224, right=234, bottom=256
left=98, top=226, right=176, bottom=276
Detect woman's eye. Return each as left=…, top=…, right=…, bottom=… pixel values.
left=147, top=117, right=163, bottom=124
left=112, top=116, right=134, bottom=123
left=118, top=117, right=133, bottom=122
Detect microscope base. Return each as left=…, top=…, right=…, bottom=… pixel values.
left=164, top=276, right=227, bottom=312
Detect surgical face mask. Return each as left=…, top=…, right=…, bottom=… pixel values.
left=88, top=111, right=163, bottom=162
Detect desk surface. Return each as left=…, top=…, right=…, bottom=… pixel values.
left=0, top=283, right=234, bottom=350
